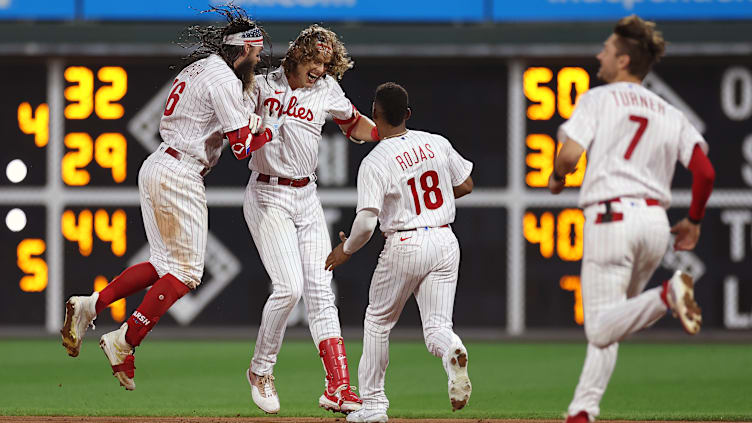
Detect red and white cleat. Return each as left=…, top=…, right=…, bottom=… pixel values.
left=319, top=383, right=362, bottom=414
left=99, top=323, right=136, bottom=391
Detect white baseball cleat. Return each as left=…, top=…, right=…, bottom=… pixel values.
left=443, top=339, right=472, bottom=411
left=246, top=369, right=280, bottom=414
left=346, top=408, right=388, bottom=423
left=319, top=380, right=362, bottom=414
left=666, top=270, right=702, bottom=335
left=61, top=292, right=99, bottom=357
left=99, top=323, right=136, bottom=390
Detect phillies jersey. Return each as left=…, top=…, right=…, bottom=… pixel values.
left=356, top=130, right=473, bottom=233
left=559, top=81, right=708, bottom=208
left=248, top=68, right=355, bottom=178
left=159, top=54, right=251, bottom=168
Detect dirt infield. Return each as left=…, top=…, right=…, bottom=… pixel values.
left=0, top=418, right=733, bottom=423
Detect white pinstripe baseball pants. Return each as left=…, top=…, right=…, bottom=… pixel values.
left=138, top=145, right=208, bottom=289
left=243, top=171, right=341, bottom=375
left=359, top=226, right=461, bottom=411
left=568, top=200, right=671, bottom=418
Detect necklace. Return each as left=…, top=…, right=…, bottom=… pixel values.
left=380, top=129, right=408, bottom=140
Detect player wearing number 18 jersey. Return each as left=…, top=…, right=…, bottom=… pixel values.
left=549, top=16, right=715, bottom=423
left=60, top=8, right=278, bottom=391
left=326, top=83, right=474, bottom=423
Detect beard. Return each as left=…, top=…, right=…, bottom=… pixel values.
left=235, top=56, right=257, bottom=92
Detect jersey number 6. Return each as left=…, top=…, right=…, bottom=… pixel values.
left=163, top=80, right=186, bottom=117
left=407, top=170, right=444, bottom=215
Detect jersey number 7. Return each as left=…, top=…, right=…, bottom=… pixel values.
left=407, top=170, right=444, bottom=215
left=624, top=114, right=649, bottom=160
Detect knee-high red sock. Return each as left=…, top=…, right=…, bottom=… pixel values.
left=96, top=262, right=159, bottom=314
left=124, top=273, right=189, bottom=347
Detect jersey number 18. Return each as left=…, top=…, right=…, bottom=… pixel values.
left=407, top=170, right=444, bottom=215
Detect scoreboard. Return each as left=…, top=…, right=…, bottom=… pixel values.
left=1, top=50, right=751, bottom=334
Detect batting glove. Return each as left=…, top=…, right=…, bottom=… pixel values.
left=260, top=101, right=287, bottom=140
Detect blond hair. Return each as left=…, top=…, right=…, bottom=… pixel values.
left=281, top=24, right=353, bottom=81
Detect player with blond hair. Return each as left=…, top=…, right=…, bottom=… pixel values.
left=241, top=24, right=379, bottom=414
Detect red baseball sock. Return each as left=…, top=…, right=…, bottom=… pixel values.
left=660, top=280, right=670, bottom=308
left=124, top=273, right=189, bottom=347
left=96, top=262, right=159, bottom=314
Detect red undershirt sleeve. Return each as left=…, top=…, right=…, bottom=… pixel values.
left=687, top=144, right=715, bottom=223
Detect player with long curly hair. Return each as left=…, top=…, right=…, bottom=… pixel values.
left=59, top=5, right=281, bottom=390
left=241, top=24, right=379, bottom=415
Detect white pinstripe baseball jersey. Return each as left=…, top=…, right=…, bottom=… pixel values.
left=247, top=68, right=354, bottom=178
left=559, top=81, right=709, bottom=208
left=159, top=54, right=252, bottom=168
left=356, top=130, right=473, bottom=233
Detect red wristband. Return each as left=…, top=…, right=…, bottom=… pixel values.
left=371, top=126, right=380, bottom=141
left=333, top=105, right=359, bottom=125
left=345, top=114, right=362, bottom=139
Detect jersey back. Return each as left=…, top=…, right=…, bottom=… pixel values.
left=559, top=81, right=708, bottom=208
left=356, top=130, right=473, bottom=233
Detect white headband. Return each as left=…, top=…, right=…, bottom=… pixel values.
left=223, top=27, right=263, bottom=47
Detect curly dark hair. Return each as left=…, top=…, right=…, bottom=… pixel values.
left=281, top=24, right=353, bottom=81
left=177, top=4, right=269, bottom=84
left=613, top=15, right=666, bottom=79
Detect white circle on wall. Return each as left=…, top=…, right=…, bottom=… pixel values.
left=6, top=208, right=27, bottom=232
left=6, top=159, right=28, bottom=183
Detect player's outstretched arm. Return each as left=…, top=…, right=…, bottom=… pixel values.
left=325, top=209, right=378, bottom=271
left=335, top=109, right=380, bottom=144
left=453, top=176, right=474, bottom=199
left=549, top=138, right=585, bottom=194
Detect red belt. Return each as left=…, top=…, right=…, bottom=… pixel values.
left=165, top=147, right=210, bottom=177
left=596, top=197, right=659, bottom=224
left=257, top=173, right=311, bottom=188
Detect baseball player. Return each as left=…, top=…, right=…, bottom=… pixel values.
left=549, top=16, right=715, bottom=423
left=59, top=8, right=282, bottom=390
left=241, top=25, right=379, bottom=414
left=325, top=82, right=475, bottom=423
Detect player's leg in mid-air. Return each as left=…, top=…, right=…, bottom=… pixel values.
left=60, top=261, right=159, bottom=358
left=566, top=204, right=699, bottom=422
left=71, top=154, right=201, bottom=390
left=413, top=228, right=471, bottom=411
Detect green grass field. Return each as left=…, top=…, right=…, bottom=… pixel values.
left=1, top=339, right=750, bottom=420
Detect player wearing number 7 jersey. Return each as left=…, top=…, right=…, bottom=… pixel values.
left=60, top=6, right=278, bottom=391
left=325, top=82, right=474, bottom=423
left=549, top=15, right=715, bottom=423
